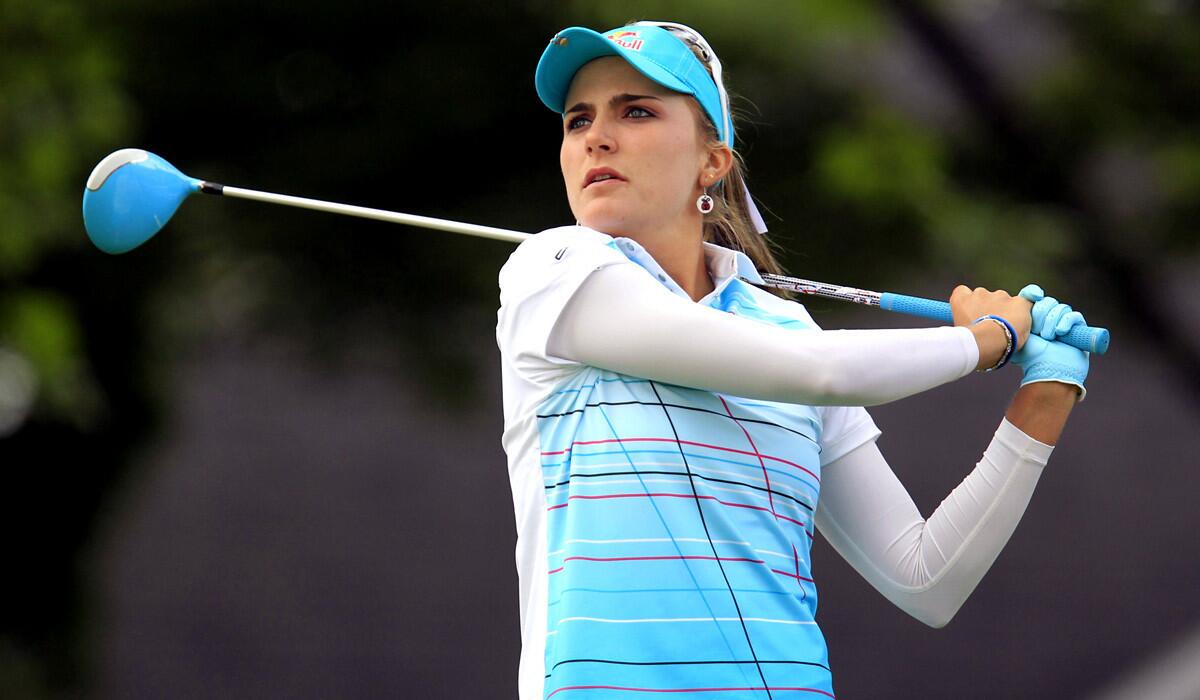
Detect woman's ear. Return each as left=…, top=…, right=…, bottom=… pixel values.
left=700, top=144, right=735, bottom=187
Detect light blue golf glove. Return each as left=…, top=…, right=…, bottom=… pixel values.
left=1014, top=284, right=1089, bottom=400
left=1019, top=284, right=1086, bottom=340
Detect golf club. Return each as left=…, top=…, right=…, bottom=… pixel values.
left=82, top=149, right=1110, bottom=354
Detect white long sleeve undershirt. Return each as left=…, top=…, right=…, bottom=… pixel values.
left=547, top=262, right=1054, bottom=626
left=816, top=420, right=1051, bottom=627
left=549, top=263, right=980, bottom=407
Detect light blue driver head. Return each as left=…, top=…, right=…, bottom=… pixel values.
left=83, top=149, right=201, bottom=254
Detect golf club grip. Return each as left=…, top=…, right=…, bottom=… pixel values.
left=878, top=292, right=1110, bottom=355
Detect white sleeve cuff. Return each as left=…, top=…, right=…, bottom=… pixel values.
left=994, top=416, right=1055, bottom=465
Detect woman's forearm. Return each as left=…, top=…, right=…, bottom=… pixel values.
left=548, top=263, right=980, bottom=406
left=816, top=418, right=1054, bottom=627
left=1005, top=381, right=1078, bottom=445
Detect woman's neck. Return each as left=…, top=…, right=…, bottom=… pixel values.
left=636, top=233, right=715, bottom=302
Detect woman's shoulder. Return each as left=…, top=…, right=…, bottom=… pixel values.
left=513, top=225, right=614, bottom=256
left=499, top=225, right=629, bottom=292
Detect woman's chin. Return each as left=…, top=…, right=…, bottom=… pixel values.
left=577, top=209, right=636, bottom=237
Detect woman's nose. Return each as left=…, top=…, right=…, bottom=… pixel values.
left=585, top=116, right=616, bottom=153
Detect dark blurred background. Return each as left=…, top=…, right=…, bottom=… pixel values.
left=2, top=0, right=1198, bottom=698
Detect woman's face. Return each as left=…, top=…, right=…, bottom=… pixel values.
left=560, top=56, right=715, bottom=239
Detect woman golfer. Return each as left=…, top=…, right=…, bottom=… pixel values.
left=497, top=21, right=1089, bottom=699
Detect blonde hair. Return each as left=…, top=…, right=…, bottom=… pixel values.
left=679, top=43, right=791, bottom=284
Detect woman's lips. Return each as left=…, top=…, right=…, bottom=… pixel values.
left=586, top=177, right=623, bottom=189
left=583, top=168, right=626, bottom=189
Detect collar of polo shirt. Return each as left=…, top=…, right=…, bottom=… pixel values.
left=608, top=235, right=764, bottom=301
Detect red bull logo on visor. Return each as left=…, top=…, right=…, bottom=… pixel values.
left=607, top=30, right=644, bottom=52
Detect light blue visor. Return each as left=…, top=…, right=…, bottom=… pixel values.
left=535, top=24, right=732, bottom=147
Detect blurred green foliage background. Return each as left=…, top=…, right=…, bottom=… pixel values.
left=1, top=0, right=1197, bottom=696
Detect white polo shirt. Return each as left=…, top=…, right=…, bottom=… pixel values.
left=497, top=226, right=879, bottom=699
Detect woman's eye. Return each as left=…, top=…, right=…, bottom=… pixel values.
left=565, top=107, right=651, bottom=132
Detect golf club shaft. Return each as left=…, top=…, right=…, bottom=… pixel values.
left=200, top=182, right=529, bottom=244
left=196, top=181, right=1109, bottom=354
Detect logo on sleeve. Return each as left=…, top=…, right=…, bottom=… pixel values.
left=554, top=247, right=567, bottom=261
